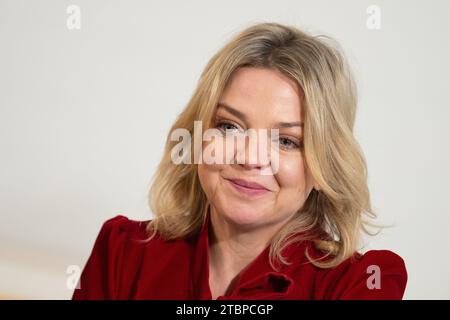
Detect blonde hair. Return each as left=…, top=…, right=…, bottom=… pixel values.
left=146, top=22, right=378, bottom=269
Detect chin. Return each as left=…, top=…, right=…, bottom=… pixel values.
left=219, top=204, right=270, bottom=228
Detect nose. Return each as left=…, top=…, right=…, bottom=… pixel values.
left=235, top=129, right=273, bottom=171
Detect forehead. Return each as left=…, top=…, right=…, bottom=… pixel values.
left=219, top=67, right=304, bottom=120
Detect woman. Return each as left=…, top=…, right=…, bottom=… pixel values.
left=72, top=22, right=407, bottom=300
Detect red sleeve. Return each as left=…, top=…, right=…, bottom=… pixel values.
left=315, top=250, right=408, bottom=300
left=72, top=215, right=130, bottom=300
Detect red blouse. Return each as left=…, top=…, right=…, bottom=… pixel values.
left=72, top=213, right=407, bottom=300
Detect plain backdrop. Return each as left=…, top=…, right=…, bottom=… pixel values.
left=1, top=0, right=449, bottom=299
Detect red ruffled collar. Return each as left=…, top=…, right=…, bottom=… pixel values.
left=190, top=211, right=312, bottom=300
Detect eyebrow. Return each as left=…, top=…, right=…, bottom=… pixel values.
left=217, top=102, right=304, bottom=128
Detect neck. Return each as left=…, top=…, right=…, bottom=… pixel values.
left=207, top=208, right=287, bottom=288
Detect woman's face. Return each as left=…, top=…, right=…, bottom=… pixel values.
left=197, top=67, right=318, bottom=229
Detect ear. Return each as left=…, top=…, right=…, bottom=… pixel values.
left=313, top=182, right=321, bottom=191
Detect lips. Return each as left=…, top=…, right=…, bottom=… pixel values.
left=226, top=178, right=269, bottom=191
left=225, top=178, right=271, bottom=198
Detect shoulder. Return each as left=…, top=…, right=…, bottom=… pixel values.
left=314, top=249, right=408, bottom=299
left=72, top=214, right=154, bottom=299
left=95, top=214, right=151, bottom=242
left=83, top=214, right=165, bottom=267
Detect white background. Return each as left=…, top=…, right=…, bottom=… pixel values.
left=1, top=0, right=449, bottom=299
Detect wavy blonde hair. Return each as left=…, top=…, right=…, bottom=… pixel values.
left=146, top=22, right=378, bottom=269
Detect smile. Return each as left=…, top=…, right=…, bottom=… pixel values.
left=225, top=178, right=272, bottom=198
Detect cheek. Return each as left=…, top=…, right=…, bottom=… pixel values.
left=197, top=163, right=223, bottom=200
left=276, top=154, right=308, bottom=192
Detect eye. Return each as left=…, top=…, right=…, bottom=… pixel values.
left=276, top=137, right=303, bottom=151
left=215, top=120, right=243, bottom=134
